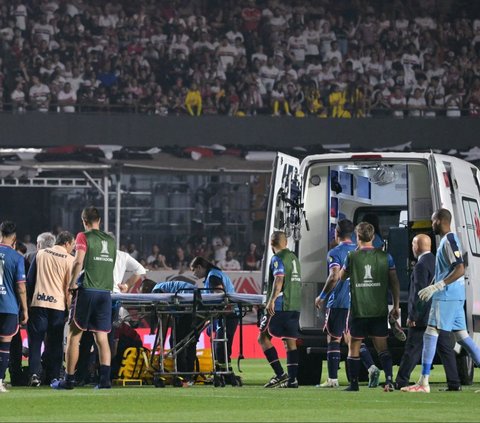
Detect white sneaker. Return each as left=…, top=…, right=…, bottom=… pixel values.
left=316, top=378, right=339, bottom=388
left=0, top=379, right=8, bottom=393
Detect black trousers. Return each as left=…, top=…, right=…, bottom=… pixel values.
left=27, top=307, right=66, bottom=382
left=8, top=330, right=25, bottom=386
left=395, top=326, right=460, bottom=388
left=172, top=314, right=198, bottom=375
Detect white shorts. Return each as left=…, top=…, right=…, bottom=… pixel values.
left=428, top=300, right=466, bottom=331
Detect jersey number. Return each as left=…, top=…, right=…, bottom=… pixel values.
left=292, top=260, right=298, bottom=275
left=0, top=258, right=4, bottom=286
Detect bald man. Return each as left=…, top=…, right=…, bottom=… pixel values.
left=395, top=234, right=460, bottom=391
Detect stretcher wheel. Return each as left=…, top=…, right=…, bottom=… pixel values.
left=173, top=377, right=184, bottom=388
left=213, top=375, right=225, bottom=387
left=235, top=376, right=243, bottom=387
left=154, top=376, right=165, bottom=388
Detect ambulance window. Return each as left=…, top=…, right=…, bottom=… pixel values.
left=462, top=197, right=480, bottom=257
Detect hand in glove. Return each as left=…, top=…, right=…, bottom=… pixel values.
left=418, top=280, right=445, bottom=302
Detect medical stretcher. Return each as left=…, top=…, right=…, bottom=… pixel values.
left=111, top=291, right=264, bottom=387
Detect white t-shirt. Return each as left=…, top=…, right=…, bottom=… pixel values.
left=33, top=23, right=54, bottom=42
left=288, top=35, right=307, bottom=62
left=14, top=4, right=27, bottom=31
left=11, top=88, right=25, bottom=103
left=29, top=83, right=50, bottom=109
left=217, top=259, right=241, bottom=271
left=57, top=89, right=77, bottom=113
left=217, top=44, right=237, bottom=69
left=113, top=250, right=147, bottom=291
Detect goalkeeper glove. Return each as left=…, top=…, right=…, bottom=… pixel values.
left=418, top=280, right=445, bottom=302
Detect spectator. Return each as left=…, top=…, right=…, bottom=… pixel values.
left=127, top=243, right=140, bottom=260
left=11, top=81, right=26, bottom=113
left=29, top=75, right=50, bottom=112
left=146, top=244, right=171, bottom=270
left=271, top=81, right=290, bottom=116
left=171, top=246, right=191, bottom=274
left=445, top=86, right=463, bottom=118
left=389, top=85, right=407, bottom=118
left=57, top=82, right=76, bottom=113
left=185, top=83, right=202, bottom=116
left=407, top=87, right=426, bottom=117
left=217, top=249, right=241, bottom=271
left=244, top=242, right=261, bottom=271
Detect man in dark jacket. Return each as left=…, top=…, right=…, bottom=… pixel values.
left=395, top=234, right=460, bottom=390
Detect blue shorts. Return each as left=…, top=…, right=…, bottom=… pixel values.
left=70, top=289, right=112, bottom=333
left=428, top=300, right=466, bottom=331
left=324, top=308, right=348, bottom=338
left=0, top=313, right=19, bottom=337
left=268, top=311, right=300, bottom=339
left=348, top=315, right=388, bottom=339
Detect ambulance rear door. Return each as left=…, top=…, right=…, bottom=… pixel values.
left=262, top=153, right=301, bottom=293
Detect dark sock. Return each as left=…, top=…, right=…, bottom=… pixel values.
left=286, top=349, right=299, bottom=383
left=327, top=341, right=341, bottom=379
left=347, top=356, right=360, bottom=388
left=264, top=347, right=284, bottom=377
left=360, top=343, right=374, bottom=369
left=0, top=341, right=11, bottom=380
left=99, top=365, right=111, bottom=386
left=378, top=350, right=393, bottom=382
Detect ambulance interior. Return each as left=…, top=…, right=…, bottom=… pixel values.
left=299, top=160, right=435, bottom=332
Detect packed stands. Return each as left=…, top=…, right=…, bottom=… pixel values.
left=1, top=0, right=480, bottom=117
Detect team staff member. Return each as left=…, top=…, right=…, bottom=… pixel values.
left=402, top=209, right=480, bottom=393
left=315, top=219, right=380, bottom=388
left=8, top=232, right=55, bottom=387
left=0, top=221, right=28, bottom=393
left=395, top=234, right=460, bottom=390
left=258, top=231, right=301, bottom=389
left=190, top=256, right=238, bottom=383
left=27, top=231, right=75, bottom=387
left=52, top=206, right=116, bottom=390
left=339, top=222, right=400, bottom=392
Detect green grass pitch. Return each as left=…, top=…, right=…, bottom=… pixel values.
left=2, top=359, right=480, bottom=422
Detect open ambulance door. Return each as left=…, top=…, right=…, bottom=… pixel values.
left=429, top=153, right=480, bottom=384
left=262, top=153, right=301, bottom=293
left=428, top=153, right=455, bottom=214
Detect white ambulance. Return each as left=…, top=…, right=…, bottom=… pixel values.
left=263, top=152, right=480, bottom=385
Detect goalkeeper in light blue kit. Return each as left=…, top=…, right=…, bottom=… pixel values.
left=402, top=208, right=480, bottom=393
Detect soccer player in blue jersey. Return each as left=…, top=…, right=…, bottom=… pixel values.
left=258, top=231, right=301, bottom=388
left=402, top=208, right=480, bottom=393
left=0, top=221, right=28, bottom=393
left=315, top=219, right=380, bottom=388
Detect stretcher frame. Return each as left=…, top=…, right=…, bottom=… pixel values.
left=111, top=290, right=264, bottom=387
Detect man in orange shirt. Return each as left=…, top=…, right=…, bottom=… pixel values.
left=27, top=231, right=75, bottom=386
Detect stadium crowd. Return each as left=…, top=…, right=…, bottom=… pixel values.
left=23, top=230, right=262, bottom=272
left=0, top=0, right=480, bottom=117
